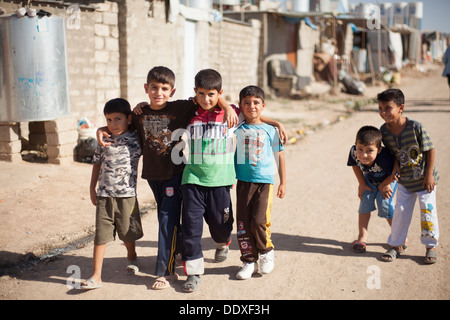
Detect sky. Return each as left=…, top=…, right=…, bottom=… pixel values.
left=347, top=0, right=450, bottom=33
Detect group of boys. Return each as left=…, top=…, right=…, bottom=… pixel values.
left=348, top=89, right=440, bottom=264
left=80, top=64, right=441, bottom=293
left=81, top=67, right=286, bottom=292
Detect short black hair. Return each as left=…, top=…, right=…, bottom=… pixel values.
left=195, top=69, right=222, bottom=92
left=377, top=88, right=405, bottom=106
left=239, top=85, right=265, bottom=103
left=147, top=66, right=175, bottom=88
left=103, top=98, right=131, bottom=116
left=355, top=125, right=382, bottom=148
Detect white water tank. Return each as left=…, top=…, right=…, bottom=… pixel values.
left=408, top=2, right=423, bottom=30
left=291, top=0, right=309, bottom=12
left=181, top=0, right=213, bottom=10
left=393, top=2, right=408, bottom=25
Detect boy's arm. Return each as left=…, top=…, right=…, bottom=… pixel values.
left=90, top=163, right=101, bottom=206
left=216, top=97, right=238, bottom=128
left=96, top=126, right=111, bottom=147
left=133, top=102, right=148, bottom=115
left=260, top=116, right=288, bottom=145
left=423, top=149, right=436, bottom=192
left=277, top=151, right=286, bottom=199
left=352, top=166, right=371, bottom=200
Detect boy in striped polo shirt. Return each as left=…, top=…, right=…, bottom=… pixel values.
left=378, top=89, right=440, bottom=264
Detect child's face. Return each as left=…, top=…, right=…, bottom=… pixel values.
left=194, top=87, right=223, bottom=111
left=378, top=100, right=404, bottom=125
left=144, top=81, right=175, bottom=109
left=239, top=95, right=265, bottom=123
left=105, top=112, right=131, bottom=136
left=355, top=141, right=381, bottom=166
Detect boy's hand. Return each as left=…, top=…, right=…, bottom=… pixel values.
left=277, top=123, right=288, bottom=145
left=423, top=173, right=436, bottom=193
left=378, top=183, right=394, bottom=200
left=358, top=182, right=372, bottom=200
left=133, top=102, right=148, bottom=115
left=277, top=184, right=286, bottom=199
left=97, top=127, right=111, bottom=147
left=223, top=108, right=239, bottom=128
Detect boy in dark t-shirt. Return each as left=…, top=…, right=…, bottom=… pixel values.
left=347, top=126, right=397, bottom=253
left=98, top=66, right=238, bottom=290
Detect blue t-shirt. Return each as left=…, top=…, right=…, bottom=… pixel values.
left=234, top=123, right=284, bottom=184
left=347, top=145, right=394, bottom=185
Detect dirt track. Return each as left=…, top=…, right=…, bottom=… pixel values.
left=0, top=63, right=449, bottom=302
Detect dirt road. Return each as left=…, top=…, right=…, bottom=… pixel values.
left=0, top=63, right=449, bottom=302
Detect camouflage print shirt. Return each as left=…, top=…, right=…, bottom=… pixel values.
left=92, top=131, right=142, bottom=197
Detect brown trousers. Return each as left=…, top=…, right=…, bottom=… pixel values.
left=236, top=181, right=274, bottom=263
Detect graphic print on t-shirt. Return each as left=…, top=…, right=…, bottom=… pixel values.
left=140, top=114, right=176, bottom=155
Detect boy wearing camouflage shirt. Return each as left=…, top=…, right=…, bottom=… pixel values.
left=81, top=98, right=143, bottom=289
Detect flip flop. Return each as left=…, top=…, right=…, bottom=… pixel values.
left=152, top=273, right=179, bottom=290
left=381, top=248, right=399, bottom=262
left=80, top=277, right=103, bottom=290
left=125, top=259, right=140, bottom=275
left=424, top=249, right=438, bottom=264
left=182, top=275, right=201, bottom=293
left=352, top=240, right=367, bottom=253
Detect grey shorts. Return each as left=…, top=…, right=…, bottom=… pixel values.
left=94, top=196, right=144, bottom=245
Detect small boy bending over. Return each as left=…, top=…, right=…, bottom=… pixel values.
left=347, top=125, right=397, bottom=253
left=81, top=98, right=143, bottom=289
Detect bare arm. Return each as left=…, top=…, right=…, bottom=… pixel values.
left=423, top=149, right=436, bottom=192
left=90, top=163, right=101, bottom=206
left=352, top=165, right=371, bottom=200
left=277, top=151, right=286, bottom=199
left=216, top=97, right=238, bottom=128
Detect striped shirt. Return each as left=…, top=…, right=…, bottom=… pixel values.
left=380, top=119, right=439, bottom=192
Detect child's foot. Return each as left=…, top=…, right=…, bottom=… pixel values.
left=215, top=247, right=229, bottom=263
left=125, top=259, right=139, bottom=275
left=259, top=250, right=275, bottom=274
left=424, top=248, right=438, bottom=264
left=381, top=246, right=406, bottom=262
left=352, top=240, right=367, bottom=253
left=152, top=273, right=179, bottom=290
left=182, top=275, right=201, bottom=293
left=236, top=262, right=258, bottom=280
left=80, top=276, right=103, bottom=290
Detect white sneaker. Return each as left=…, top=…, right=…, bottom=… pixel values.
left=236, top=262, right=258, bottom=280
left=259, top=250, right=274, bottom=274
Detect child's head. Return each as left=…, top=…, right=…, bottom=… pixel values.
left=194, top=69, right=223, bottom=111
left=103, top=98, right=132, bottom=136
left=144, top=66, right=176, bottom=109
left=239, top=85, right=266, bottom=123
left=377, top=88, right=405, bottom=124
left=354, top=126, right=382, bottom=166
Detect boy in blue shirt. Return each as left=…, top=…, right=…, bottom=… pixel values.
left=347, top=125, right=397, bottom=253
left=234, top=85, right=286, bottom=280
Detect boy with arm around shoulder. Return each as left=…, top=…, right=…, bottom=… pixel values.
left=180, top=72, right=287, bottom=292
left=378, top=89, right=440, bottom=264
left=234, top=85, right=286, bottom=280
left=81, top=98, right=143, bottom=289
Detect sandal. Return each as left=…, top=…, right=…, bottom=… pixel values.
left=125, top=259, right=140, bottom=275
left=80, top=277, right=103, bottom=290
left=352, top=240, right=367, bottom=253
left=182, top=275, right=201, bottom=293
left=152, top=273, right=179, bottom=290
left=381, top=248, right=400, bottom=262
left=424, top=249, right=438, bottom=264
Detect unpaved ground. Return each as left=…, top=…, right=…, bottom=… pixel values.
left=0, top=63, right=449, bottom=302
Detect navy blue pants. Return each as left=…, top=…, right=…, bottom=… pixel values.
left=148, top=173, right=182, bottom=276
left=180, top=184, right=233, bottom=275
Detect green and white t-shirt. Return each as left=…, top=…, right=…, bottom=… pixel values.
left=182, top=104, right=242, bottom=187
